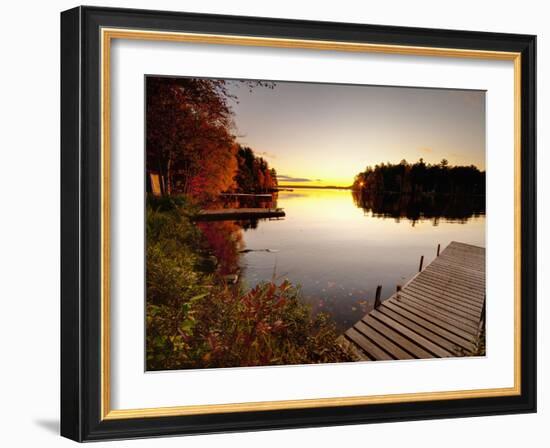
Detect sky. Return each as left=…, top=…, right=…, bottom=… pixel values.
left=226, top=80, right=486, bottom=187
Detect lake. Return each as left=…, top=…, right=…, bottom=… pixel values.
left=208, top=188, right=486, bottom=333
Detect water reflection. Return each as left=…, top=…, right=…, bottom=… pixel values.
left=196, top=221, right=244, bottom=275
left=198, top=188, right=485, bottom=332
left=352, top=190, right=485, bottom=225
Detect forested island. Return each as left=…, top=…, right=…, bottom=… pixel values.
left=352, top=159, right=485, bottom=196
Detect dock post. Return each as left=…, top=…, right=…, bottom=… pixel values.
left=374, top=285, right=382, bottom=309
left=437, top=243, right=441, bottom=257
left=418, top=255, right=424, bottom=272
left=396, top=285, right=401, bottom=292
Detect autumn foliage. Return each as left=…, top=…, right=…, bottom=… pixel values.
left=146, top=77, right=278, bottom=201
left=234, top=146, right=278, bottom=193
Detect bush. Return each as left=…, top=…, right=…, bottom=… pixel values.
left=145, top=198, right=352, bottom=370
left=192, top=281, right=353, bottom=368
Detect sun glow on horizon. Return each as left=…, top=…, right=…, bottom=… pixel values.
left=272, top=153, right=485, bottom=189
left=229, top=81, right=485, bottom=184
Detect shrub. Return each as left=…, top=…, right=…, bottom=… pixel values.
left=192, top=281, right=353, bottom=369
left=145, top=198, right=352, bottom=370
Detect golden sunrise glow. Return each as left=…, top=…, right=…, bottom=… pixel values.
left=229, top=82, right=486, bottom=186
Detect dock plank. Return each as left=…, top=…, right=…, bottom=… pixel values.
left=414, top=275, right=485, bottom=304
left=339, top=336, right=372, bottom=361
left=369, top=310, right=452, bottom=358
left=406, top=281, right=483, bottom=312
left=396, top=293, right=480, bottom=333
left=378, top=303, right=472, bottom=354
left=363, top=314, right=433, bottom=359
left=390, top=299, right=478, bottom=340
left=425, top=264, right=485, bottom=285
left=345, top=328, right=392, bottom=360
left=400, top=288, right=481, bottom=321
left=384, top=302, right=475, bottom=351
left=354, top=321, right=414, bottom=360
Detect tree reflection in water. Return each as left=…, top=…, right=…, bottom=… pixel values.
left=196, top=221, right=244, bottom=275
left=197, top=193, right=279, bottom=276
left=351, top=190, right=485, bottom=225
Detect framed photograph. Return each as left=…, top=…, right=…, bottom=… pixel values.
left=60, top=6, right=536, bottom=441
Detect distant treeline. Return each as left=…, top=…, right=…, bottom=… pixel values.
left=352, top=159, right=485, bottom=196
left=146, top=77, right=277, bottom=202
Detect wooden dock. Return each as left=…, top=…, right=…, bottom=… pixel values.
left=341, top=241, right=485, bottom=361
left=194, top=208, right=285, bottom=221
left=220, top=193, right=274, bottom=198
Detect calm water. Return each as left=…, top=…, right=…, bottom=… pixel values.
left=209, top=188, right=485, bottom=332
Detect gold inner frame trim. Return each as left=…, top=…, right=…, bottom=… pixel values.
left=100, top=27, right=522, bottom=420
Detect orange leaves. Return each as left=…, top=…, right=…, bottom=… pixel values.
left=146, top=77, right=237, bottom=198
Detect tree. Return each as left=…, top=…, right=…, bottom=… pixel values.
left=233, top=146, right=278, bottom=193
left=146, top=77, right=236, bottom=196
left=147, top=77, right=277, bottom=201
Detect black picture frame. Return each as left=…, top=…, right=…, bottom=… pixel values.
left=61, top=5, right=536, bottom=442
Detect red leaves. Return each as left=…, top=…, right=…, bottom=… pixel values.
left=146, top=77, right=237, bottom=198
left=146, top=78, right=278, bottom=201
